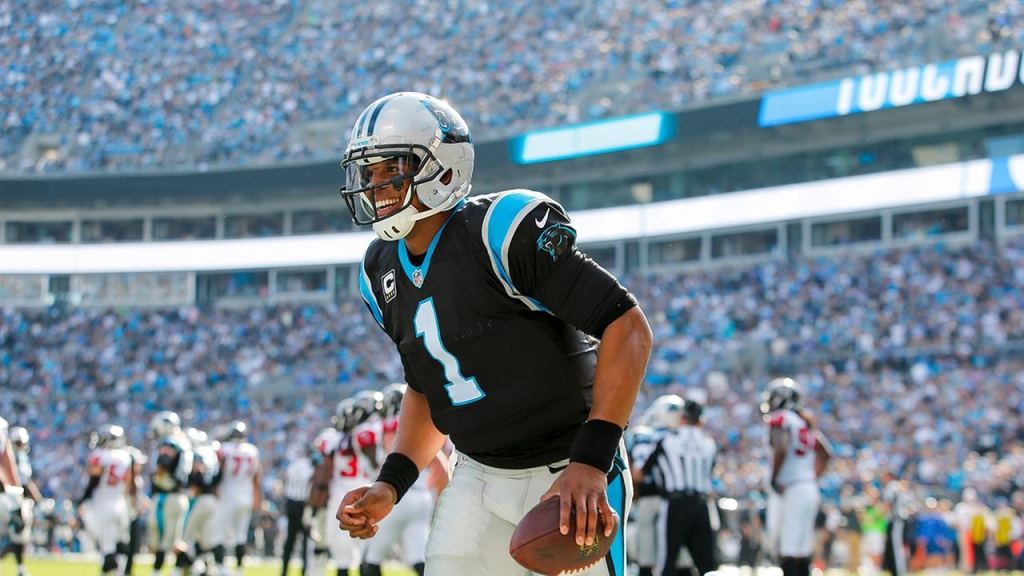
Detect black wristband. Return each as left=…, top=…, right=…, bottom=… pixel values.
left=374, top=452, right=420, bottom=504
left=570, top=419, right=623, bottom=473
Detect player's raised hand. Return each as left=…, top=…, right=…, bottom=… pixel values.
left=540, top=462, right=618, bottom=548
left=336, top=482, right=397, bottom=539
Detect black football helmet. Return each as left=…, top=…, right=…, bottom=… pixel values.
left=346, top=390, right=385, bottom=427
left=760, top=378, right=802, bottom=415
left=682, top=398, right=704, bottom=423
left=381, top=383, right=407, bottom=418
left=332, top=398, right=355, bottom=431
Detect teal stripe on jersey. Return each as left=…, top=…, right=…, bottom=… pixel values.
left=482, top=190, right=550, bottom=310
left=607, top=457, right=628, bottom=576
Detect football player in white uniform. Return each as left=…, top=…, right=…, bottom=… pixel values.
left=311, top=391, right=383, bottom=576
left=182, top=428, right=225, bottom=576
left=362, top=384, right=448, bottom=576
left=628, top=394, right=683, bottom=576
left=0, top=417, right=27, bottom=575
left=216, top=420, right=261, bottom=576
left=5, top=426, right=40, bottom=576
left=79, top=424, right=135, bottom=576
left=124, top=444, right=149, bottom=576
left=760, top=378, right=833, bottom=576
left=147, top=411, right=194, bottom=576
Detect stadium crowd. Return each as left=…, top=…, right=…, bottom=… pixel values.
left=2, top=0, right=1020, bottom=173
left=1, top=236, right=1022, bottom=531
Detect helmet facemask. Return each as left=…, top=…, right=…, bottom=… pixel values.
left=339, top=92, right=475, bottom=241
left=341, top=144, right=455, bottom=241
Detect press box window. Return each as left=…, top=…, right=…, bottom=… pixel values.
left=649, top=237, right=702, bottom=265
left=224, top=213, right=284, bottom=239
left=292, top=209, right=352, bottom=234
left=277, top=269, right=328, bottom=294
left=4, top=221, right=73, bottom=244
left=1007, top=198, right=1024, bottom=227
left=152, top=216, right=217, bottom=241
left=711, top=228, right=778, bottom=259
left=811, top=216, right=882, bottom=247
left=81, top=218, right=144, bottom=243
left=892, top=206, right=969, bottom=240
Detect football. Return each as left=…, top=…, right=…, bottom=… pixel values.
left=509, top=496, right=618, bottom=575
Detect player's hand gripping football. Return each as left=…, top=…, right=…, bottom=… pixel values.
left=539, top=462, right=619, bottom=548
left=336, top=482, right=397, bottom=539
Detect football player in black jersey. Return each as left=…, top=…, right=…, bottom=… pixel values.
left=335, top=91, right=653, bottom=576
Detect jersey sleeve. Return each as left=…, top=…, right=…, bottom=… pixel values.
left=482, top=190, right=637, bottom=337
left=355, top=428, right=378, bottom=449
left=359, top=253, right=385, bottom=330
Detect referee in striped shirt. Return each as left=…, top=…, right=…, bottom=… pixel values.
left=280, top=449, right=314, bottom=576
left=641, top=397, right=719, bottom=576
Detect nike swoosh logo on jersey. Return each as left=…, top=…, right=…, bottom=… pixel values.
left=547, top=463, right=568, bottom=473
left=535, top=208, right=550, bottom=228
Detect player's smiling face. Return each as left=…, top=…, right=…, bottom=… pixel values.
left=360, top=156, right=423, bottom=218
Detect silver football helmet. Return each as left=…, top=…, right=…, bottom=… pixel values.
left=148, top=410, right=181, bottom=440
left=90, top=424, right=126, bottom=449
left=340, top=91, right=474, bottom=241
left=760, top=377, right=802, bottom=415
left=640, top=394, right=685, bottom=430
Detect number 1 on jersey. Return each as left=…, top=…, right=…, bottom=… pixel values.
left=414, top=298, right=485, bottom=405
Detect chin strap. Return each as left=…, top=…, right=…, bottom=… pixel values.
left=371, top=183, right=470, bottom=241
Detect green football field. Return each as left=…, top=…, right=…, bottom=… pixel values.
left=0, top=556, right=418, bottom=576
left=1, top=557, right=987, bottom=576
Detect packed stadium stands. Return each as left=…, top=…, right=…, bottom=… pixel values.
left=3, top=0, right=1024, bottom=568
left=2, top=0, right=1020, bottom=173
left=3, top=237, right=1022, bottom=509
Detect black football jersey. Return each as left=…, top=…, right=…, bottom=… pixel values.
left=359, top=190, right=636, bottom=468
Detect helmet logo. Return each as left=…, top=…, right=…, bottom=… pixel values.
left=420, top=99, right=470, bottom=142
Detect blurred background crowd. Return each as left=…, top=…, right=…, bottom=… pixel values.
left=2, top=0, right=1021, bottom=173
left=3, top=0, right=1024, bottom=571
left=3, top=237, right=1024, bottom=566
